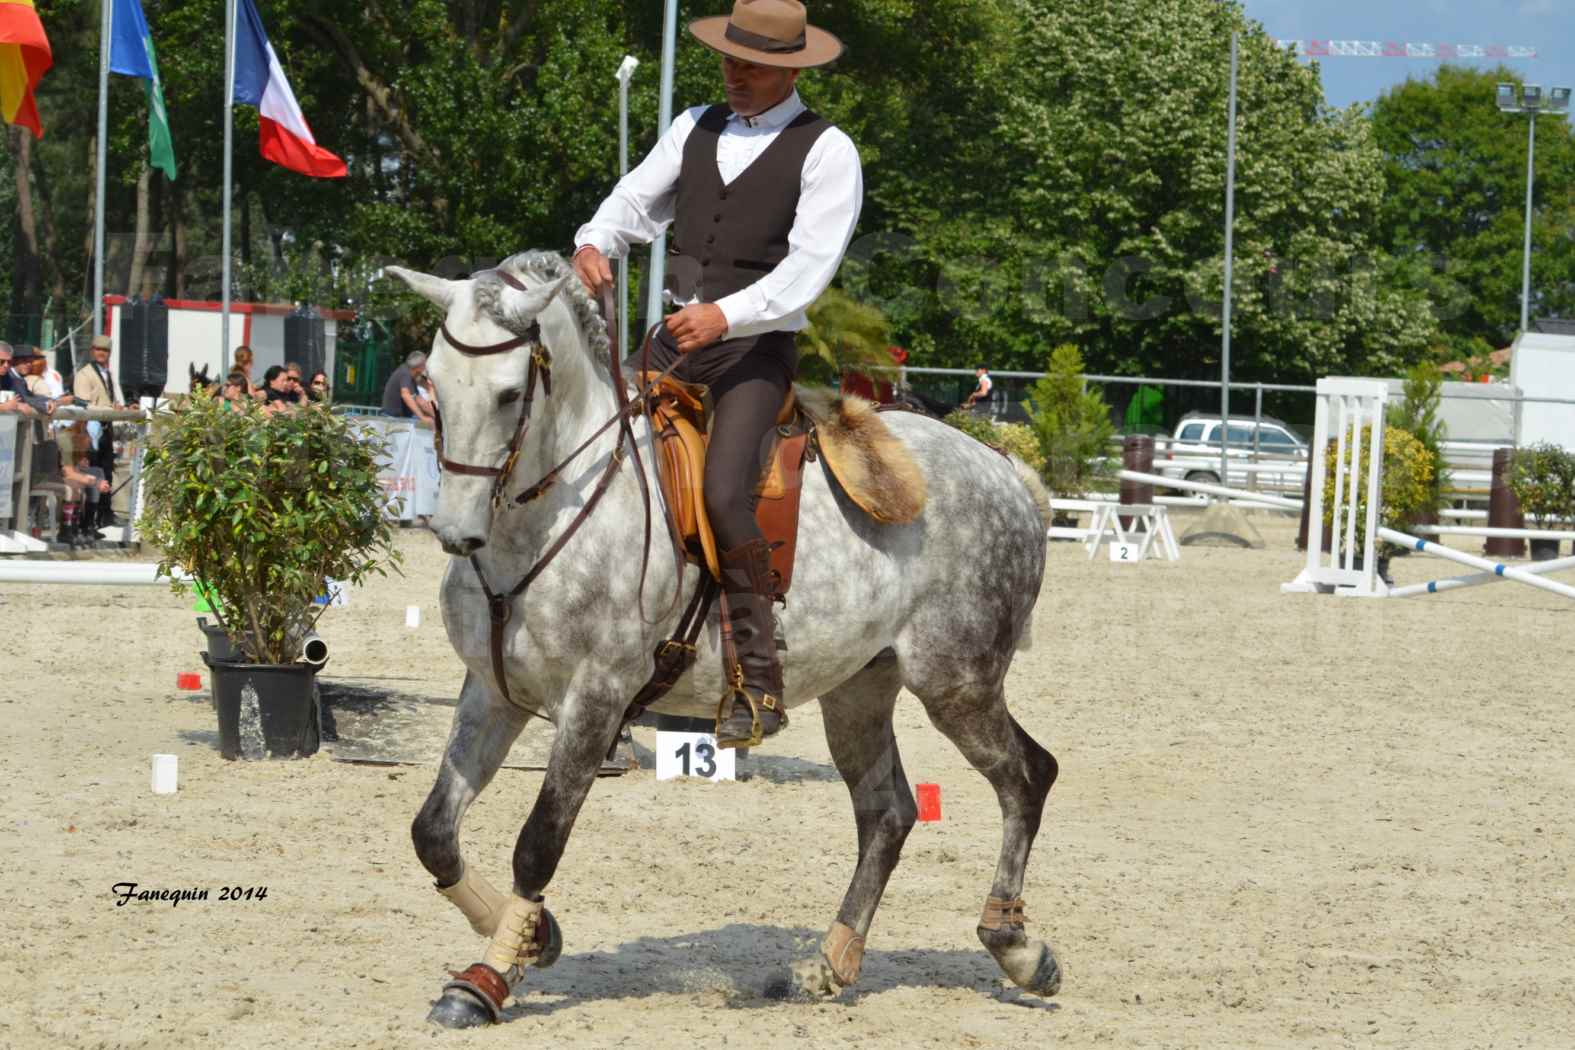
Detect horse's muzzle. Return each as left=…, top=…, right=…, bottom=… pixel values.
left=435, top=527, right=486, bottom=557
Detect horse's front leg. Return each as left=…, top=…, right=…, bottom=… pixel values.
left=412, top=672, right=530, bottom=936
left=428, top=687, right=628, bottom=1028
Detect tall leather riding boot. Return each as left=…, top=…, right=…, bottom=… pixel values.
left=715, top=538, right=786, bottom=749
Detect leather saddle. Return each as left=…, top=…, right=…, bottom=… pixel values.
left=640, top=371, right=812, bottom=598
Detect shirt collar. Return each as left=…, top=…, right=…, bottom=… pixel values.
left=729, top=90, right=805, bottom=131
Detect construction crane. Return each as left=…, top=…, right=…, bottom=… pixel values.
left=1278, top=41, right=1537, bottom=59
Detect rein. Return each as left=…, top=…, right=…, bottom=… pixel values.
left=444, top=268, right=690, bottom=713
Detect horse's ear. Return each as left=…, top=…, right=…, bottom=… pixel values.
left=385, top=266, right=459, bottom=310
left=512, top=273, right=574, bottom=319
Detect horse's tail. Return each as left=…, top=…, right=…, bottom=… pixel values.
left=1009, top=456, right=1051, bottom=652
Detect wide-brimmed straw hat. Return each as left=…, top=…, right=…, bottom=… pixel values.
left=689, top=1, right=844, bottom=69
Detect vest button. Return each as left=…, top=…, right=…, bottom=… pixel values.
left=713, top=213, right=723, bottom=222
left=706, top=234, right=716, bottom=244
left=702, top=258, right=712, bottom=266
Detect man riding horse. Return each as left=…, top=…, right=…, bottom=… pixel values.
left=572, top=0, right=862, bottom=748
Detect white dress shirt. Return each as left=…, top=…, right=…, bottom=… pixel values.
left=574, top=90, right=864, bottom=340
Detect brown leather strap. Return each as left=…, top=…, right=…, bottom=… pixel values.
left=445, top=963, right=509, bottom=1015
left=624, top=576, right=720, bottom=723
left=979, top=896, right=1027, bottom=931
left=440, top=320, right=539, bottom=357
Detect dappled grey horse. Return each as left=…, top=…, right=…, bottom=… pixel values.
left=389, top=251, right=1060, bottom=1027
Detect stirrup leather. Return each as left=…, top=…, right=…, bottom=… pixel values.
left=714, top=666, right=784, bottom=749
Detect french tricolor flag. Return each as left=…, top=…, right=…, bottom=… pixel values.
left=233, top=0, right=346, bottom=179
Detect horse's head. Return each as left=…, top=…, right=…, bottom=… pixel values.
left=387, top=252, right=599, bottom=556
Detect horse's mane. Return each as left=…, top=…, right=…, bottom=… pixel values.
left=475, top=250, right=610, bottom=360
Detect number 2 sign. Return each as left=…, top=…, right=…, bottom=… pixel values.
left=655, top=730, right=737, bottom=782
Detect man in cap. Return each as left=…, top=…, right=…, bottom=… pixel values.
left=72, top=335, right=126, bottom=528
left=0, top=342, right=49, bottom=416
left=573, top=0, right=862, bottom=749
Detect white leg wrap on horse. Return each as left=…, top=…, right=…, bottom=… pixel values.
left=482, top=895, right=543, bottom=974
left=822, top=921, right=866, bottom=987
left=436, top=865, right=509, bottom=938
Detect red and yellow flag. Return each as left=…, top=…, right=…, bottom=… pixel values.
left=0, top=0, right=52, bottom=138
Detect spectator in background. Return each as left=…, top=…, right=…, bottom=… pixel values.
left=233, top=345, right=257, bottom=396
left=261, top=365, right=299, bottom=413
left=222, top=371, right=249, bottom=407
left=307, top=370, right=331, bottom=405
left=16, top=346, right=72, bottom=414
left=381, top=351, right=434, bottom=423
left=0, top=342, right=45, bottom=416
left=962, top=365, right=993, bottom=411
left=283, top=362, right=310, bottom=406
left=71, top=335, right=125, bottom=528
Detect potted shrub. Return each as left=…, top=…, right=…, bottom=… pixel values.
left=1509, top=443, right=1575, bottom=561
left=1322, top=424, right=1435, bottom=583
left=138, top=391, right=399, bottom=758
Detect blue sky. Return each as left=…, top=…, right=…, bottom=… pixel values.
left=1241, top=0, right=1575, bottom=109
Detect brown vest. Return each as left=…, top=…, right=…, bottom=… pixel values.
left=668, top=105, right=832, bottom=308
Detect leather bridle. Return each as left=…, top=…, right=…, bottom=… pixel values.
left=436, top=268, right=687, bottom=713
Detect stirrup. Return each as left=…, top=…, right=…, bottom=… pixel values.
left=714, top=683, right=783, bottom=750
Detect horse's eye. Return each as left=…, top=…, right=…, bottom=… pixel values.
left=498, top=388, right=522, bottom=407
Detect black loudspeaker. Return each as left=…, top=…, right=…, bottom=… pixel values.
left=117, top=296, right=170, bottom=398
left=284, top=306, right=327, bottom=379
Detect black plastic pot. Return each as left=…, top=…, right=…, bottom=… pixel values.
left=196, top=617, right=241, bottom=662
left=1529, top=538, right=1561, bottom=562
left=202, top=652, right=323, bottom=760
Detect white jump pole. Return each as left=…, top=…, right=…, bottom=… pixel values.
left=1377, top=527, right=1575, bottom=602
left=1388, top=553, right=1575, bottom=599
left=0, top=562, right=189, bottom=586
left=1118, top=469, right=1303, bottom=511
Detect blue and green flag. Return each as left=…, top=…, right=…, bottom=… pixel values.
left=108, top=0, right=175, bottom=180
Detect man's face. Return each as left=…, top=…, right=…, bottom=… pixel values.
left=93, top=347, right=110, bottom=366
left=721, top=56, right=798, bottom=117
left=411, top=364, right=425, bottom=382
left=0, top=352, right=12, bottom=377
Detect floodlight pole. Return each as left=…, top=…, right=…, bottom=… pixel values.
left=1220, top=31, right=1239, bottom=486
left=1519, top=113, right=1535, bottom=334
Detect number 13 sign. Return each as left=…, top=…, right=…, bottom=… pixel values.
left=655, top=730, right=737, bottom=782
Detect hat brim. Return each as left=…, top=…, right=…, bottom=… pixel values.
left=688, top=16, right=845, bottom=69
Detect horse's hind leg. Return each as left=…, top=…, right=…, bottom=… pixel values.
left=792, top=650, right=917, bottom=997
left=913, top=683, right=1061, bottom=996
left=412, top=672, right=531, bottom=938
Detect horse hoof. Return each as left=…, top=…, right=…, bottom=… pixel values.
left=1000, top=940, right=1061, bottom=997
left=788, top=955, right=848, bottom=999
left=533, top=907, right=562, bottom=969
left=426, top=986, right=498, bottom=1029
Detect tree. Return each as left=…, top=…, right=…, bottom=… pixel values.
left=861, top=0, right=1437, bottom=383
left=1369, top=65, right=1575, bottom=355
left=1024, top=344, right=1115, bottom=497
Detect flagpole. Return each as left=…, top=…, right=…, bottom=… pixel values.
left=93, top=0, right=113, bottom=339
left=221, top=0, right=237, bottom=375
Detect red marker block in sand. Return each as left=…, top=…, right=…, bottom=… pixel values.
left=177, top=673, right=202, bottom=691
left=916, top=783, right=942, bottom=822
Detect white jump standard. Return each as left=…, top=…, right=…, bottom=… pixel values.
left=1284, top=377, right=1575, bottom=602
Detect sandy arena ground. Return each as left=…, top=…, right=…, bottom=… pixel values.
left=2, top=516, right=1572, bottom=1050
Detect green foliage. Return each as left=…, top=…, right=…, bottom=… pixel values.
left=795, top=288, right=893, bottom=386
left=1322, top=425, right=1435, bottom=550
left=940, top=410, right=1046, bottom=477
left=1371, top=66, right=1575, bottom=351
left=138, top=392, right=400, bottom=664
left=1024, top=345, right=1115, bottom=497
left=1387, top=361, right=1451, bottom=515
left=1509, top=443, right=1575, bottom=527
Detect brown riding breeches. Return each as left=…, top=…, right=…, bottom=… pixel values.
left=637, top=325, right=797, bottom=553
